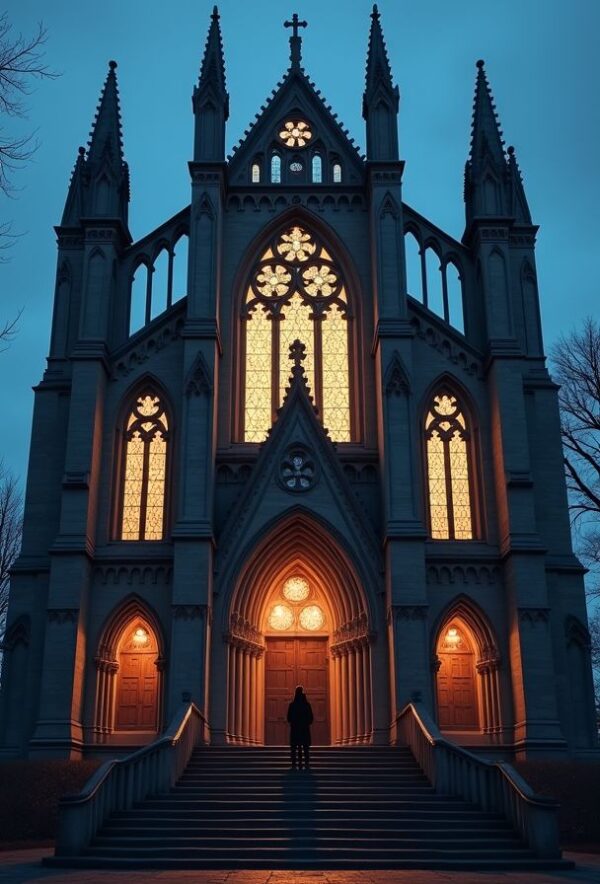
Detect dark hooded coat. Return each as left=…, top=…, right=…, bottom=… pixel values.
left=287, top=694, right=314, bottom=746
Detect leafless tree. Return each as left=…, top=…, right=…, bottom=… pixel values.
left=0, top=12, right=58, bottom=197
left=0, top=464, right=22, bottom=643
left=589, top=608, right=600, bottom=714
left=552, top=317, right=600, bottom=598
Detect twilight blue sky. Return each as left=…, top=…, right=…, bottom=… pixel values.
left=0, top=0, right=598, bottom=486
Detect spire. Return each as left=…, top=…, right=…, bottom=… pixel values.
left=363, top=4, right=395, bottom=105
left=468, top=59, right=505, bottom=171
left=362, top=5, right=399, bottom=161
left=87, top=61, right=125, bottom=170
left=197, top=5, right=228, bottom=108
left=84, top=60, right=129, bottom=224
left=507, top=145, right=532, bottom=225
left=193, top=6, right=229, bottom=161
left=464, top=60, right=510, bottom=226
left=284, top=13, right=307, bottom=70
left=60, top=146, right=88, bottom=227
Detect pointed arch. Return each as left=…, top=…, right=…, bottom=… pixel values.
left=223, top=509, right=376, bottom=746
left=432, top=595, right=502, bottom=735
left=94, top=595, right=165, bottom=741
left=234, top=211, right=360, bottom=444
left=114, top=377, right=173, bottom=541
left=422, top=375, right=480, bottom=540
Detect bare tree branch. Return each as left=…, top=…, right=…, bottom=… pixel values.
left=552, top=317, right=600, bottom=598
left=0, top=462, right=23, bottom=643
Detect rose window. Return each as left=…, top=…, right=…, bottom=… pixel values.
left=282, top=576, right=310, bottom=602
left=280, top=447, right=316, bottom=491
left=268, top=604, right=294, bottom=631
left=278, top=120, right=312, bottom=148
left=299, top=605, right=325, bottom=631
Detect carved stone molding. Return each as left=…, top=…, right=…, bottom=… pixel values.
left=384, top=351, right=411, bottom=396
left=430, top=653, right=441, bottom=673
left=426, top=564, right=500, bottom=586
left=47, top=608, right=79, bottom=624
left=518, top=606, right=550, bottom=625
left=172, top=604, right=209, bottom=622
left=185, top=351, right=213, bottom=397
left=224, top=632, right=265, bottom=656
left=112, top=316, right=185, bottom=379
left=389, top=604, right=429, bottom=623
left=95, top=564, right=173, bottom=586
left=410, top=315, right=482, bottom=377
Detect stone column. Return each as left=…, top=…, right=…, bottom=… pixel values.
left=242, top=649, right=251, bottom=743
left=355, top=644, right=365, bottom=742
left=227, top=642, right=236, bottom=742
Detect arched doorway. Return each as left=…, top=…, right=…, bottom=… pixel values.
left=93, top=599, right=164, bottom=744
left=115, top=619, right=160, bottom=731
left=433, top=599, right=503, bottom=738
left=436, top=621, right=478, bottom=729
left=225, top=515, right=374, bottom=746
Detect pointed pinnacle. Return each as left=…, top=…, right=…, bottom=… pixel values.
left=87, top=60, right=125, bottom=169
left=198, top=4, right=228, bottom=100
left=469, top=59, right=505, bottom=167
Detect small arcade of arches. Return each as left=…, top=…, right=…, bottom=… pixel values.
left=433, top=601, right=503, bottom=739
left=93, top=601, right=164, bottom=744
left=225, top=515, right=374, bottom=746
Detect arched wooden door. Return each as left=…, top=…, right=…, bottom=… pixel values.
left=436, top=622, right=479, bottom=730
left=115, top=620, right=159, bottom=731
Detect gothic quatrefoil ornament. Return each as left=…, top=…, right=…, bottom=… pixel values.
left=279, top=446, right=317, bottom=492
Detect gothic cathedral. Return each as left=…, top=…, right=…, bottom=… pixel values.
left=0, top=7, right=596, bottom=760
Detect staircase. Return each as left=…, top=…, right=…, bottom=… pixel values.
left=53, top=746, right=572, bottom=870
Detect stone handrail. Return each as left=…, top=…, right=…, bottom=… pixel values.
left=55, top=702, right=207, bottom=857
left=396, top=702, right=561, bottom=859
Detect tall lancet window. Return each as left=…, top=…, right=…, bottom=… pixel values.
left=425, top=390, right=474, bottom=540
left=120, top=392, right=169, bottom=541
left=243, top=225, right=351, bottom=442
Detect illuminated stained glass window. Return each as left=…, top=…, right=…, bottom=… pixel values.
left=268, top=604, right=294, bottom=631
left=425, top=392, right=474, bottom=540
left=243, top=225, right=351, bottom=442
left=283, top=576, right=310, bottom=602
left=299, top=604, right=325, bottom=631
left=251, top=163, right=260, bottom=183
left=278, top=119, right=312, bottom=148
left=121, top=392, right=169, bottom=541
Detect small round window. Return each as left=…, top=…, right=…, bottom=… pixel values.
left=279, top=120, right=312, bottom=148
left=290, top=161, right=303, bottom=174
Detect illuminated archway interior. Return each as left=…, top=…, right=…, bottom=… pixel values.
left=226, top=516, right=373, bottom=745
left=434, top=608, right=502, bottom=737
left=93, top=608, right=164, bottom=743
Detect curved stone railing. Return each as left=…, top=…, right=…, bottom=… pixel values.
left=396, top=702, right=561, bottom=859
left=55, top=702, right=207, bottom=857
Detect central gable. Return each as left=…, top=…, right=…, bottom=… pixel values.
left=228, top=69, right=365, bottom=187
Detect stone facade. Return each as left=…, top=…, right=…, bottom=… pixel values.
left=0, top=8, right=596, bottom=760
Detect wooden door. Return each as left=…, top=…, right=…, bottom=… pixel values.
left=116, top=650, right=158, bottom=731
left=265, top=637, right=329, bottom=745
left=437, top=650, right=478, bottom=729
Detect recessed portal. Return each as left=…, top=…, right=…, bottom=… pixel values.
left=115, top=620, right=159, bottom=731
left=436, top=622, right=478, bottom=730
left=265, top=637, right=329, bottom=745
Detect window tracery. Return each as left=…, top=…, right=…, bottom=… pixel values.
left=278, top=119, right=312, bottom=148
left=425, top=391, right=474, bottom=540
left=243, top=225, right=351, bottom=443
left=120, top=392, right=169, bottom=541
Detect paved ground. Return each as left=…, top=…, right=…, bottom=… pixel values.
left=1, top=850, right=600, bottom=884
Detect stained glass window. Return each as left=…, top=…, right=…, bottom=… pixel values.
left=333, top=163, right=342, bottom=183
left=251, top=163, right=260, bottom=183
left=299, top=605, right=325, bottom=631
left=425, top=392, right=474, bottom=540
left=243, top=225, right=352, bottom=442
left=312, top=154, right=322, bottom=183
left=283, top=576, right=310, bottom=602
left=271, top=154, right=281, bottom=183
left=121, top=392, right=169, bottom=541
left=278, top=120, right=312, bottom=148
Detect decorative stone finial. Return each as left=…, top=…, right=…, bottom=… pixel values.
left=284, top=13, right=307, bottom=67
left=109, top=60, right=117, bottom=70
left=289, top=338, right=307, bottom=373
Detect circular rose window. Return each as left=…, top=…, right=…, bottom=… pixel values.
left=268, top=604, right=294, bottom=631
left=282, top=576, right=310, bottom=602
left=278, top=120, right=312, bottom=148
left=299, top=604, right=325, bottom=631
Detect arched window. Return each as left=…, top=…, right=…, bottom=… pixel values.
left=312, top=154, right=322, bottom=183
left=425, top=389, right=474, bottom=539
left=251, top=162, right=261, bottom=183
left=120, top=391, right=169, bottom=540
left=271, top=154, right=281, bottom=183
left=243, top=225, right=351, bottom=443
left=332, top=163, right=342, bottom=183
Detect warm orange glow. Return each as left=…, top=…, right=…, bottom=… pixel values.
left=132, top=626, right=150, bottom=646
left=425, top=392, right=473, bottom=540
left=243, top=225, right=351, bottom=442
left=268, top=604, right=294, bottom=631
left=121, top=393, right=169, bottom=541
left=299, top=604, right=325, bottom=631
left=282, top=576, right=310, bottom=602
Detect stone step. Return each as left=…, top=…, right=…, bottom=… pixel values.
left=91, top=835, right=523, bottom=850
left=102, top=819, right=513, bottom=834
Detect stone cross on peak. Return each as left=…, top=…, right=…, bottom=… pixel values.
left=284, top=13, right=308, bottom=67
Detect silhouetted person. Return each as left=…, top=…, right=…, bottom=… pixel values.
left=287, top=684, right=313, bottom=769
